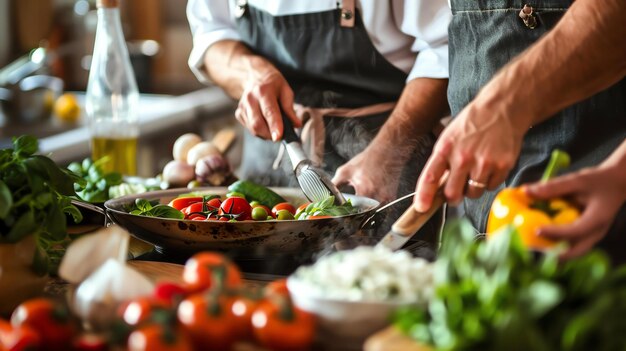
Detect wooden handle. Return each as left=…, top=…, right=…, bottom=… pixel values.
left=390, top=191, right=445, bottom=237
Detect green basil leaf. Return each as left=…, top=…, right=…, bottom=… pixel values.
left=44, top=202, right=67, bottom=242
left=6, top=210, right=37, bottom=242
left=148, top=205, right=184, bottom=219
left=12, top=135, right=38, bottom=156
left=24, top=156, right=77, bottom=195
left=63, top=204, right=83, bottom=224
left=135, top=198, right=152, bottom=212
left=0, top=180, right=12, bottom=219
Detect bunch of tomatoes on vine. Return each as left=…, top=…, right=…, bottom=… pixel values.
left=0, top=252, right=316, bottom=351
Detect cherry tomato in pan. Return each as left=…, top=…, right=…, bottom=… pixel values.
left=219, top=197, right=252, bottom=221
left=272, top=202, right=296, bottom=217
left=168, top=197, right=203, bottom=211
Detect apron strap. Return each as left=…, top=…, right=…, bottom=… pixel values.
left=340, top=0, right=356, bottom=28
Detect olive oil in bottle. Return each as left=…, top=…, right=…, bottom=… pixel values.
left=85, top=0, right=139, bottom=175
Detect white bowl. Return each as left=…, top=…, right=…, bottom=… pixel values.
left=287, top=276, right=419, bottom=350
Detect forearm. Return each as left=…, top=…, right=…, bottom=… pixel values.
left=366, top=78, right=449, bottom=164
left=476, top=0, right=626, bottom=130
left=203, top=40, right=278, bottom=99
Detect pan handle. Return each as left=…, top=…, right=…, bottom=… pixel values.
left=358, top=191, right=416, bottom=230
left=70, top=199, right=113, bottom=227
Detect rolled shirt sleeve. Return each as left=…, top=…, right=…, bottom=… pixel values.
left=394, top=0, right=451, bottom=81
left=186, top=0, right=241, bottom=84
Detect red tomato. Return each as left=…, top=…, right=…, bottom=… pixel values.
left=206, top=197, right=222, bottom=210
left=307, top=215, right=332, bottom=219
left=168, top=197, right=203, bottom=211
left=153, top=282, right=189, bottom=306
left=182, top=252, right=243, bottom=292
left=228, top=295, right=259, bottom=340
left=272, top=202, right=296, bottom=217
left=219, top=197, right=252, bottom=221
left=10, top=298, right=75, bottom=351
left=118, top=297, right=169, bottom=327
left=218, top=216, right=230, bottom=222
left=177, top=294, right=238, bottom=350
left=252, top=298, right=316, bottom=351
left=264, top=278, right=290, bottom=298
left=0, top=319, right=40, bottom=351
left=72, top=333, right=108, bottom=351
left=182, top=202, right=204, bottom=217
left=127, top=324, right=193, bottom=351
left=190, top=215, right=206, bottom=221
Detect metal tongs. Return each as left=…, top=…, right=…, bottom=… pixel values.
left=280, top=109, right=346, bottom=205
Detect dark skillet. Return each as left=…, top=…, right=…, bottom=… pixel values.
left=102, top=187, right=380, bottom=257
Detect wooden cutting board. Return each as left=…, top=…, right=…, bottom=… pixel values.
left=127, top=260, right=184, bottom=284
left=364, top=326, right=432, bottom=351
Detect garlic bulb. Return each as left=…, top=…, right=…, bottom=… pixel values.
left=59, top=226, right=129, bottom=284
left=72, top=258, right=154, bottom=330
left=195, top=154, right=232, bottom=186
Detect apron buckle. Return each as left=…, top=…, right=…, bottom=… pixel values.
left=519, top=4, right=538, bottom=29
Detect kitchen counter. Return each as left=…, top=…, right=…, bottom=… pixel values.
left=0, top=86, right=237, bottom=170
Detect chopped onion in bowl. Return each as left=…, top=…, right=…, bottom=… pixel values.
left=290, top=246, right=434, bottom=303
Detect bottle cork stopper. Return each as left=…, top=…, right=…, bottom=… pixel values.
left=97, top=0, right=119, bottom=8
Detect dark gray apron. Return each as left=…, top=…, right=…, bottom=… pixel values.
left=231, top=2, right=440, bottom=251
left=449, top=0, right=626, bottom=264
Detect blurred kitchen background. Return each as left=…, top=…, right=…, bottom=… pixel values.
left=0, top=0, right=241, bottom=176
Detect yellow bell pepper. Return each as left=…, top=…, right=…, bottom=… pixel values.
left=486, top=150, right=580, bottom=250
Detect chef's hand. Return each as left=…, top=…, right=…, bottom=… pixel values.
left=333, top=150, right=400, bottom=203
left=525, top=148, right=626, bottom=259
left=234, top=62, right=300, bottom=141
left=413, top=101, right=528, bottom=212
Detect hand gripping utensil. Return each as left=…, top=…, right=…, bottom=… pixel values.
left=280, top=110, right=346, bottom=204
left=376, top=188, right=445, bottom=251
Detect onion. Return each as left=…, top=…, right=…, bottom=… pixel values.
left=186, top=141, right=220, bottom=166
left=162, top=160, right=195, bottom=187
left=195, top=154, right=232, bottom=186
left=172, top=133, right=202, bottom=163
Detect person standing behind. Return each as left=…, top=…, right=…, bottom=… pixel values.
left=414, top=0, right=626, bottom=263
left=187, top=1, right=451, bottom=247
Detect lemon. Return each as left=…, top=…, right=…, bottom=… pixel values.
left=54, top=93, right=81, bottom=123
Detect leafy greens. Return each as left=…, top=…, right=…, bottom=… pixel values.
left=393, top=219, right=626, bottom=351
left=0, top=135, right=83, bottom=275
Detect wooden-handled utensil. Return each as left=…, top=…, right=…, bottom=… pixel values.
left=376, top=189, right=446, bottom=251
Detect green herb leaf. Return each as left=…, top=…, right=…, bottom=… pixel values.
left=0, top=180, right=12, bottom=219
left=12, top=135, right=38, bottom=156
left=148, top=205, right=185, bottom=219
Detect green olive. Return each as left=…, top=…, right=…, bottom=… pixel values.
left=250, top=200, right=261, bottom=207
left=252, top=206, right=268, bottom=220
left=276, top=209, right=295, bottom=221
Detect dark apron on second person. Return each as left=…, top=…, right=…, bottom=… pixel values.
left=230, top=1, right=441, bottom=252
left=448, top=0, right=626, bottom=264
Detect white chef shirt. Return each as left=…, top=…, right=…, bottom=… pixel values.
left=187, top=0, right=451, bottom=85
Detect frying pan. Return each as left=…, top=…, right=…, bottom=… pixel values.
left=95, top=187, right=383, bottom=258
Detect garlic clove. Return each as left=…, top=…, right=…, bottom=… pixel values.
left=72, top=258, right=154, bottom=331
left=59, top=226, right=130, bottom=284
